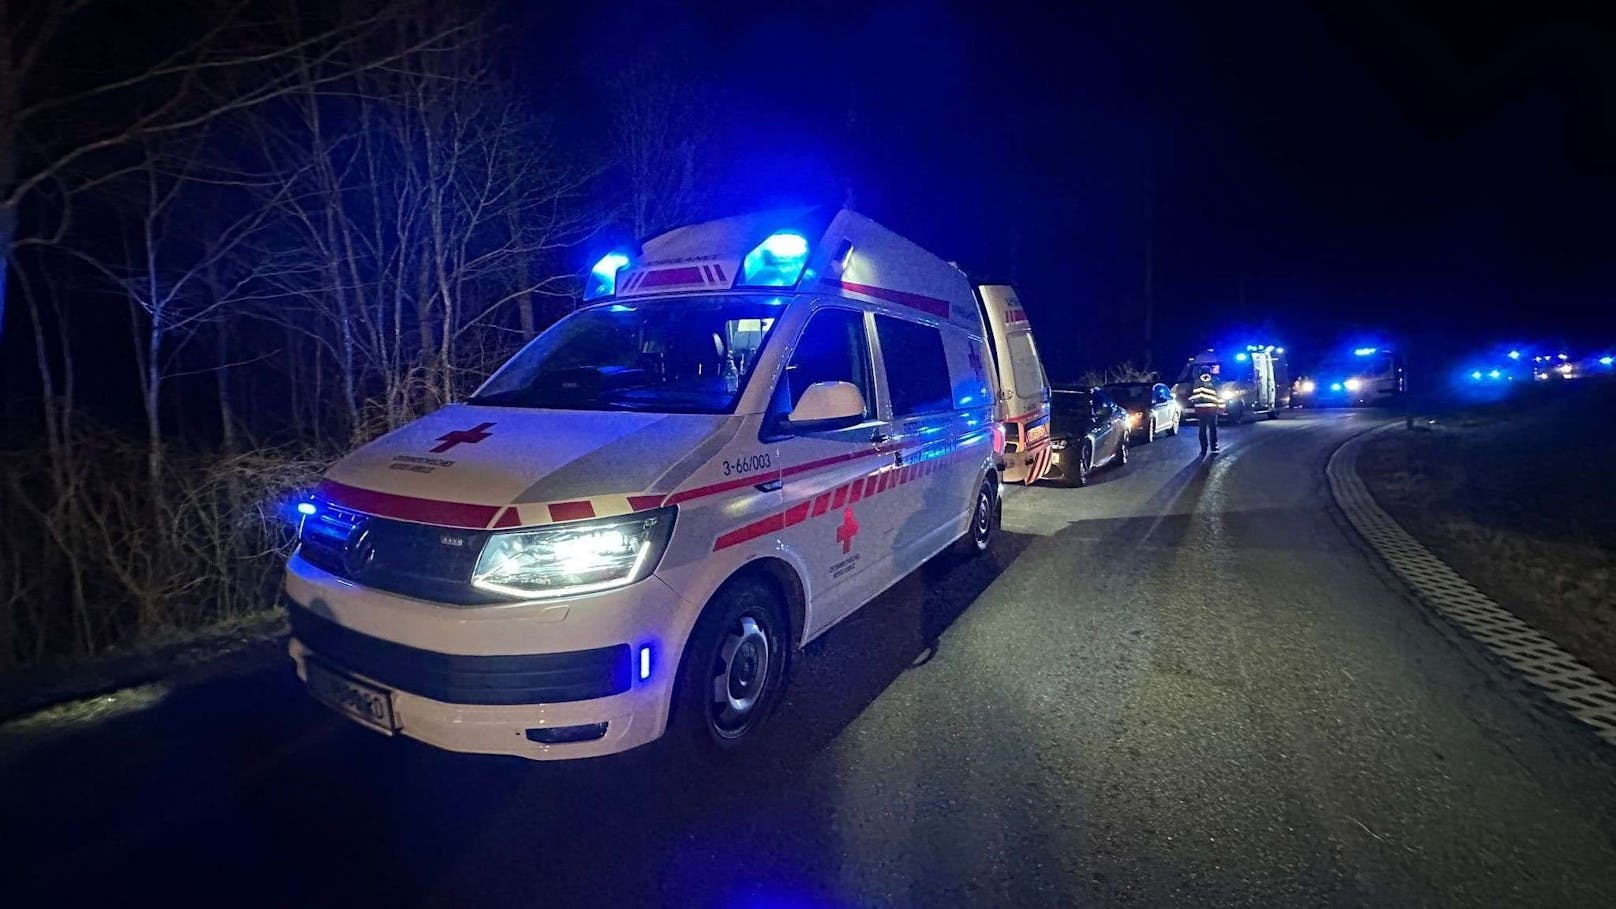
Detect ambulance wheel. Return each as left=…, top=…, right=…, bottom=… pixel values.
left=1145, top=418, right=1156, bottom=444
left=1169, top=414, right=1180, bottom=435
left=952, top=475, right=999, bottom=556
left=672, top=577, right=788, bottom=761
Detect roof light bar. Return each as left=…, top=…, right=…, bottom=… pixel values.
left=584, top=252, right=631, bottom=301
left=739, top=232, right=810, bottom=288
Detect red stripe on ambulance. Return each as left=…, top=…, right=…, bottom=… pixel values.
left=316, top=480, right=499, bottom=529
left=547, top=501, right=596, bottom=523
left=709, top=443, right=983, bottom=551
left=838, top=280, right=951, bottom=318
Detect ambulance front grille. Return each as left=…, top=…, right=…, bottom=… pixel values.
left=298, top=511, right=505, bottom=606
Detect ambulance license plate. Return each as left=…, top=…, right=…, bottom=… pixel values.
left=307, top=659, right=396, bottom=733
left=1026, top=422, right=1049, bottom=444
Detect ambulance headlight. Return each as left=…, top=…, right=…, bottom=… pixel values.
left=1220, top=387, right=1240, bottom=401
left=1299, top=380, right=1316, bottom=394
left=1344, top=378, right=1363, bottom=392
left=472, top=508, right=676, bottom=599
left=739, top=231, right=810, bottom=287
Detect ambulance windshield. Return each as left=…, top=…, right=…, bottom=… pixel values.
left=469, top=295, right=782, bottom=414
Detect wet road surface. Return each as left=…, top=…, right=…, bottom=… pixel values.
left=5, top=409, right=1616, bottom=907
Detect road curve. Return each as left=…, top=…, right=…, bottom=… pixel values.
left=4, top=410, right=1615, bottom=907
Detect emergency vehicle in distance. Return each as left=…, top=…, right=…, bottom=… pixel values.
left=284, top=208, right=1008, bottom=761
left=1293, top=345, right=1403, bottom=406
left=1172, top=345, right=1290, bottom=422
left=973, top=284, right=1052, bottom=484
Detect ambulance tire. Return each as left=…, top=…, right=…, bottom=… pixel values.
left=670, top=576, right=789, bottom=762
left=951, top=474, right=999, bottom=558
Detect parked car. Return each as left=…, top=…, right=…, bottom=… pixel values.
left=1045, top=386, right=1129, bottom=486
left=1102, top=381, right=1181, bottom=443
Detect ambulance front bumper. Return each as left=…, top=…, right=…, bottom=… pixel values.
left=283, top=552, right=690, bottom=761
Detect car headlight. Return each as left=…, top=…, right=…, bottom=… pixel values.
left=1344, top=378, right=1363, bottom=392
left=1220, top=387, right=1240, bottom=401
left=1299, top=380, right=1316, bottom=394
left=472, top=507, right=676, bottom=599
left=1126, top=412, right=1141, bottom=426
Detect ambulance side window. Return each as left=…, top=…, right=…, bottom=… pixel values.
left=776, top=308, right=873, bottom=418
left=874, top=316, right=952, bottom=417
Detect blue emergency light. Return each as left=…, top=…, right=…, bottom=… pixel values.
left=1602, top=356, right=1615, bottom=367
left=584, top=252, right=632, bottom=301
left=1354, top=347, right=1378, bottom=357
left=740, top=232, right=810, bottom=288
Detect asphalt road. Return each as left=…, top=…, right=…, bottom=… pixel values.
left=5, top=410, right=1616, bottom=907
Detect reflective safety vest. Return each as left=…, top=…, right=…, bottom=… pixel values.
left=1188, top=374, right=1221, bottom=409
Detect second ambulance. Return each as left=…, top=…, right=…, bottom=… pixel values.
left=284, top=208, right=1008, bottom=761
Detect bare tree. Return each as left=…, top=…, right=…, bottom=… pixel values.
left=605, top=52, right=709, bottom=238
left=0, top=0, right=470, bottom=347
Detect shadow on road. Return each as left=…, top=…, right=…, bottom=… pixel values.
left=2, top=530, right=1040, bottom=907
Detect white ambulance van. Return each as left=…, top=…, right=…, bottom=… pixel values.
left=974, top=285, right=1052, bottom=483
left=284, top=208, right=1002, bottom=761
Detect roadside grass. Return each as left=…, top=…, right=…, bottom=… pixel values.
left=1357, top=380, right=1616, bottom=682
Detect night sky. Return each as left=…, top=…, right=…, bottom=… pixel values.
left=536, top=0, right=1616, bottom=378
left=7, top=1, right=1614, bottom=404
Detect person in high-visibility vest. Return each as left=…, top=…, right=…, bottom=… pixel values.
left=1187, top=366, right=1222, bottom=454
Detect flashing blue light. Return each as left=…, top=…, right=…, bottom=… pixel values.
left=638, top=646, right=652, bottom=681
left=1354, top=347, right=1378, bottom=357
left=584, top=252, right=631, bottom=301
left=1470, top=370, right=1482, bottom=380
left=1601, top=356, right=1614, bottom=366
left=1507, top=350, right=1521, bottom=360
left=740, top=232, right=810, bottom=288
left=1489, top=369, right=1501, bottom=380
left=1235, top=352, right=1248, bottom=361
left=1329, top=382, right=1343, bottom=392
left=296, top=501, right=318, bottom=516
left=1276, top=347, right=1285, bottom=354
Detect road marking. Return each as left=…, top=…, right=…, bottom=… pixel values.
left=1328, top=423, right=1616, bottom=745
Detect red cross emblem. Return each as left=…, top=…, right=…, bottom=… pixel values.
left=835, top=507, right=860, bottom=554
left=431, top=422, right=495, bottom=453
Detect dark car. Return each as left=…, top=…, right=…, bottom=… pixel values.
left=1045, top=386, right=1129, bottom=486
left=1102, top=381, right=1182, bottom=443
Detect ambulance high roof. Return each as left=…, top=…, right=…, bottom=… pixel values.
left=589, top=208, right=985, bottom=333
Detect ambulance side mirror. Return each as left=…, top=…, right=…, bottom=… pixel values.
left=786, top=381, right=867, bottom=433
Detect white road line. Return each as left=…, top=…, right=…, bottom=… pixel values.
left=1328, top=423, right=1616, bottom=745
